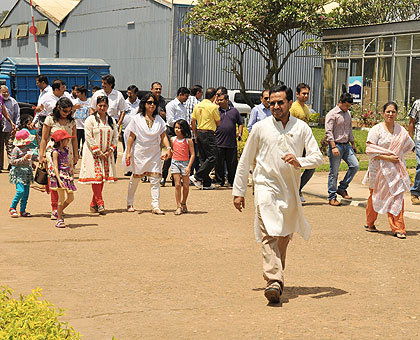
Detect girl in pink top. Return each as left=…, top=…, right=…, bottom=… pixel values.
left=171, top=119, right=195, bottom=215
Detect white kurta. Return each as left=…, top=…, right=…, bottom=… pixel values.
left=122, top=114, right=166, bottom=177
left=232, top=116, right=323, bottom=241
left=78, top=115, right=119, bottom=184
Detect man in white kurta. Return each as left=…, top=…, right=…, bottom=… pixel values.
left=233, top=85, right=323, bottom=303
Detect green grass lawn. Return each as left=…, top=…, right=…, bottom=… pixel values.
left=311, top=127, right=417, bottom=172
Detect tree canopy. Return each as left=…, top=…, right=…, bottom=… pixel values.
left=183, top=0, right=420, bottom=106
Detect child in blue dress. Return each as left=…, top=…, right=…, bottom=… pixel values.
left=49, top=130, right=77, bottom=228
left=9, top=130, right=39, bottom=217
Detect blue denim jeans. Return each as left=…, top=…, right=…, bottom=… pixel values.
left=411, top=138, right=420, bottom=196
left=327, top=143, right=359, bottom=200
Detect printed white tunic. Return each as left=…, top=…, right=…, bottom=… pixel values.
left=78, top=115, right=118, bottom=184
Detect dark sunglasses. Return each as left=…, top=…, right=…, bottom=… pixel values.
left=270, top=100, right=285, bottom=106
left=61, top=108, right=72, bottom=114
left=146, top=101, right=156, bottom=105
left=263, top=97, right=269, bottom=100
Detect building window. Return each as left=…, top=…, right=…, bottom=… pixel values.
left=363, top=58, right=377, bottom=106
left=377, top=57, right=392, bottom=109
left=0, top=26, right=11, bottom=40
left=35, top=21, right=48, bottom=36
left=396, top=35, right=411, bottom=54
left=15, top=24, right=28, bottom=39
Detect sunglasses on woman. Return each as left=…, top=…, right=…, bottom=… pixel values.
left=146, top=101, right=156, bottom=105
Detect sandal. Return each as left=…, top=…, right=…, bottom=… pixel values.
left=20, top=211, right=32, bottom=217
left=55, top=219, right=66, bottom=228
left=9, top=207, right=18, bottom=218
left=127, top=206, right=135, bottom=212
left=98, top=205, right=106, bottom=215
left=181, top=202, right=188, bottom=213
left=364, top=225, right=378, bottom=232
left=152, top=208, right=165, bottom=215
left=394, top=232, right=406, bottom=239
left=90, top=205, right=98, bottom=213
left=50, top=210, right=58, bottom=220
left=174, top=207, right=182, bottom=215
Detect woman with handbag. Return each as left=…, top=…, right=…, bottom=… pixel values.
left=78, top=96, right=118, bottom=215
left=39, top=98, right=78, bottom=219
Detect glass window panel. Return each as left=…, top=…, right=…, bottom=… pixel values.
left=323, top=59, right=334, bottom=114
left=377, top=58, right=391, bottom=110
left=336, top=60, right=349, bottom=102
left=410, top=57, right=420, bottom=103
left=413, top=34, right=420, bottom=52
left=394, top=57, right=409, bottom=107
left=337, top=41, right=349, bottom=57
left=365, top=38, right=377, bottom=55
left=324, top=42, right=336, bottom=58
left=396, top=35, right=411, bottom=53
left=350, top=59, right=362, bottom=76
left=363, top=58, right=377, bottom=108
left=350, top=40, right=363, bottom=56
left=379, top=37, right=393, bottom=55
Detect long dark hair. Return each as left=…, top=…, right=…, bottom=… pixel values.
left=93, top=95, right=114, bottom=129
left=52, top=97, right=74, bottom=122
left=175, top=119, right=191, bottom=138
left=138, top=92, right=159, bottom=117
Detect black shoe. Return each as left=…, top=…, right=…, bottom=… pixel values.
left=264, top=286, right=281, bottom=303
left=160, top=179, right=166, bottom=187
left=124, top=171, right=132, bottom=176
left=142, top=176, right=148, bottom=183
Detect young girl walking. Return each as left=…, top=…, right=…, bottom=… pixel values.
left=171, top=119, right=195, bottom=215
left=9, top=130, right=38, bottom=217
left=49, top=130, right=77, bottom=228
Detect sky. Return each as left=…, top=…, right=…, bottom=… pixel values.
left=1, top=0, right=16, bottom=13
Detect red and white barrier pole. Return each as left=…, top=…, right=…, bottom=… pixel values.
left=29, top=0, right=40, bottom=75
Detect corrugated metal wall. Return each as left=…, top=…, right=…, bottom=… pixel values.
left=173, top=6, right=322, bottom=110
left=0, top=1, right=57, bottom=59
left=60, top=0, right=173, bottom=94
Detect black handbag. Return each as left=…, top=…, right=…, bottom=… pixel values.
left=34, top=166, right=48, bottom=185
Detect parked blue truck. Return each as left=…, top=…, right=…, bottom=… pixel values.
left=0, top=57, right=110, bottom=111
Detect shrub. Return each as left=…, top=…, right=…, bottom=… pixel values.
left=309, top=112, right=320, bottom=123
left=237, top=126, right=249, bottom=158
left=0, top=285, right=82, bottom=339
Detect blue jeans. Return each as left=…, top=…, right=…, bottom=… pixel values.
left=411, top=138, right=420, bottom=196
left=327, top=143, right=359, bottom=200
left=11, top=183, right=30, bottom=212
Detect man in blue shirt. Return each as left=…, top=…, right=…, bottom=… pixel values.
left=247, top=89, right=271, bottom=133
left=215, top=93, right=243, bottom=187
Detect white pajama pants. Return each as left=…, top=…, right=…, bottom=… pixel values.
left=127, top=175, right=160, bottom=209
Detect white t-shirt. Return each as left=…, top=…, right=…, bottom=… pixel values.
left=90, top=89, right=128, bottom=120
left=74, top=98, right=91, bottom=129
left=122, top=98, right=140, bottom=131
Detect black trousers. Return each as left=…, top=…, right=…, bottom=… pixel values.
left=76, top=129, right=85, bottom=155
left=215, top=147, right=238, bottom=186
left=161, top=126, right=175, bottom=181
left=194, top=131, right=217, bottom=187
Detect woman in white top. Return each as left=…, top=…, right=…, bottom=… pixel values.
left=123, top=93, right=172, bottom=214
left=78, top=96, right=118, bottom=215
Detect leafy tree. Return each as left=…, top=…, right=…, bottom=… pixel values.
left=184, top=0, right=420, bottom=107
left=0, top=10, right=9, bottom=23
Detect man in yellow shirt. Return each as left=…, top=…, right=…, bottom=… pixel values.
left=290, top=83, right=314, bottom=202
left=190, top=88, right=221, bottom=189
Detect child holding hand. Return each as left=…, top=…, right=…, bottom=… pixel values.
left=49, top=130, right=77, bottom=228
left=9, top=130, right=39, bottom=217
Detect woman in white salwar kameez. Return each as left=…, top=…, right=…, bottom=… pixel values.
left=123, top=93, right=172, bottom=214
left=78, top=96, right=118, bottom=215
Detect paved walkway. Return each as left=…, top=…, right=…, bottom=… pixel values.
left=301, top=170, right=420, bottom=221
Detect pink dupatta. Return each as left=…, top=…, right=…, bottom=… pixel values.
left=363, top=124, right=414, bottom=216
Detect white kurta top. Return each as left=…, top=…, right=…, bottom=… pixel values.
left=122, top=114, right=166, bottom=177
left=78, top=115, right=119, bottom=184
left=232, top=116, right=323, bottom=242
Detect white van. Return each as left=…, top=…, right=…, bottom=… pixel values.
left=227, top=90, right=262, bottom=124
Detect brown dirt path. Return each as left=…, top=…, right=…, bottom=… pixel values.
left=0, top=165, right=419, bottom=339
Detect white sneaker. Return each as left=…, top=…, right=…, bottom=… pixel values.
left=203, top=184, right=215, bottom=190
left=299, top=194, right=306, bottom=203
left=189, top=175, right=202, bottom=189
